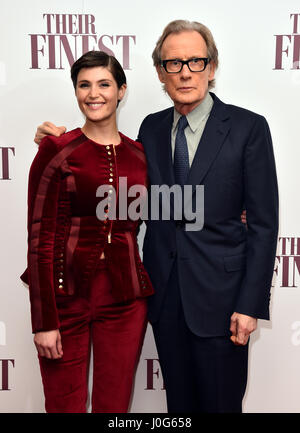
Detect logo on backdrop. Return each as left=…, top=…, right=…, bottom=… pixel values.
left=0, top=322, right=15, bottom=391
left=274, top=237, right=300, bottom=288
left=0, top=147, right=15, bottom=180
left=29, top=13, right=136, bottom=70
left=145, top=359, right=165, bottom=391
left=274, top=13, right=300, bottom=70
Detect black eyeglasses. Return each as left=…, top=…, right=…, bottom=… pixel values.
left=160, top=57, right=210, bottom=73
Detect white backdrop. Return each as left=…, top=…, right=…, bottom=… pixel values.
left=0, top=0, right=300, bottom=413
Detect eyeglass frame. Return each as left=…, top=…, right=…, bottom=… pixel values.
left=160, top=57, right=211, bottom=73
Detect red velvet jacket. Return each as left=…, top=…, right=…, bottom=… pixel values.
left=21, top=128, right=154, bottom=333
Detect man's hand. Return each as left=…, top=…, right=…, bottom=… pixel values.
left=34, top=122, right=66, bottom=145
left=34, top=329, right=63, bottom=359
left=230, top=312, right=257, bottom=345
left=241, top=210, right=247, bottom=225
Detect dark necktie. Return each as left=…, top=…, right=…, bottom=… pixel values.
left=174, top=115, right=189, bottom=186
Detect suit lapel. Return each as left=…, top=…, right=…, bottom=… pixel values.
left=150, top=95, right=231, bottom=191
left=155, top=109, right=175, bottom=186
left=187, top=94, right=231, bottom=190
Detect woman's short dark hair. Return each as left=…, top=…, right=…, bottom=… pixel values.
left=71, top=50, right=126, bottom=89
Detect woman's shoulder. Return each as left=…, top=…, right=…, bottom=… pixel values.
left=119, top=132, right=144, bottom=153
left=40, top=128, right=82, bottom=151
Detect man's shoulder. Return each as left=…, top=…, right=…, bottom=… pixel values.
left=227, top=102, right=264, bottom=121
left=212, top=93, right=266, bottom=123
left=141, top=107, right=173, bottom=126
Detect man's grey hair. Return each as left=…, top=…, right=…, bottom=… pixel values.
left=152, top=19, right=218, bottom=89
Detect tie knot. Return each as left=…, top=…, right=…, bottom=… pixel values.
left=177, top=115, right=188, bottom=131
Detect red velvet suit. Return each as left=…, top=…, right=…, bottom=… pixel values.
left=21, top=128, right=154, bottom=412
left=21, top=128, right=153, bottom=333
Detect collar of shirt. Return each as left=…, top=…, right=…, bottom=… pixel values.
left=172, top=91, right=214, bottom=133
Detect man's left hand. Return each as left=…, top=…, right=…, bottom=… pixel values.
left=230, top=312, right=257, bottom=345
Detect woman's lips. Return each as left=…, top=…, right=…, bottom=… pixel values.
left=86, top=102, right=104, bottom=109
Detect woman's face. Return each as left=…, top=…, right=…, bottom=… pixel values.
left=75, top=66, right=126, bottom=124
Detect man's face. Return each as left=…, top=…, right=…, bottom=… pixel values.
left=157, top=30, right=215, bottom=114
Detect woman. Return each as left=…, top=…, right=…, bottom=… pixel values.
left=21, top=50, right=154, bottom=413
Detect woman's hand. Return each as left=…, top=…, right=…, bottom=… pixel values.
left=34, top=329, right=63, bottom=359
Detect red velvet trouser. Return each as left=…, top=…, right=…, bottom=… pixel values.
left=38, top=260, right=148, bottom=413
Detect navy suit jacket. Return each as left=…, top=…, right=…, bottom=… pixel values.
left=138, top=93, right=279, bottom=337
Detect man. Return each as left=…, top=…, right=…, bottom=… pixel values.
left=34, top=20, right=278, bottom=413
